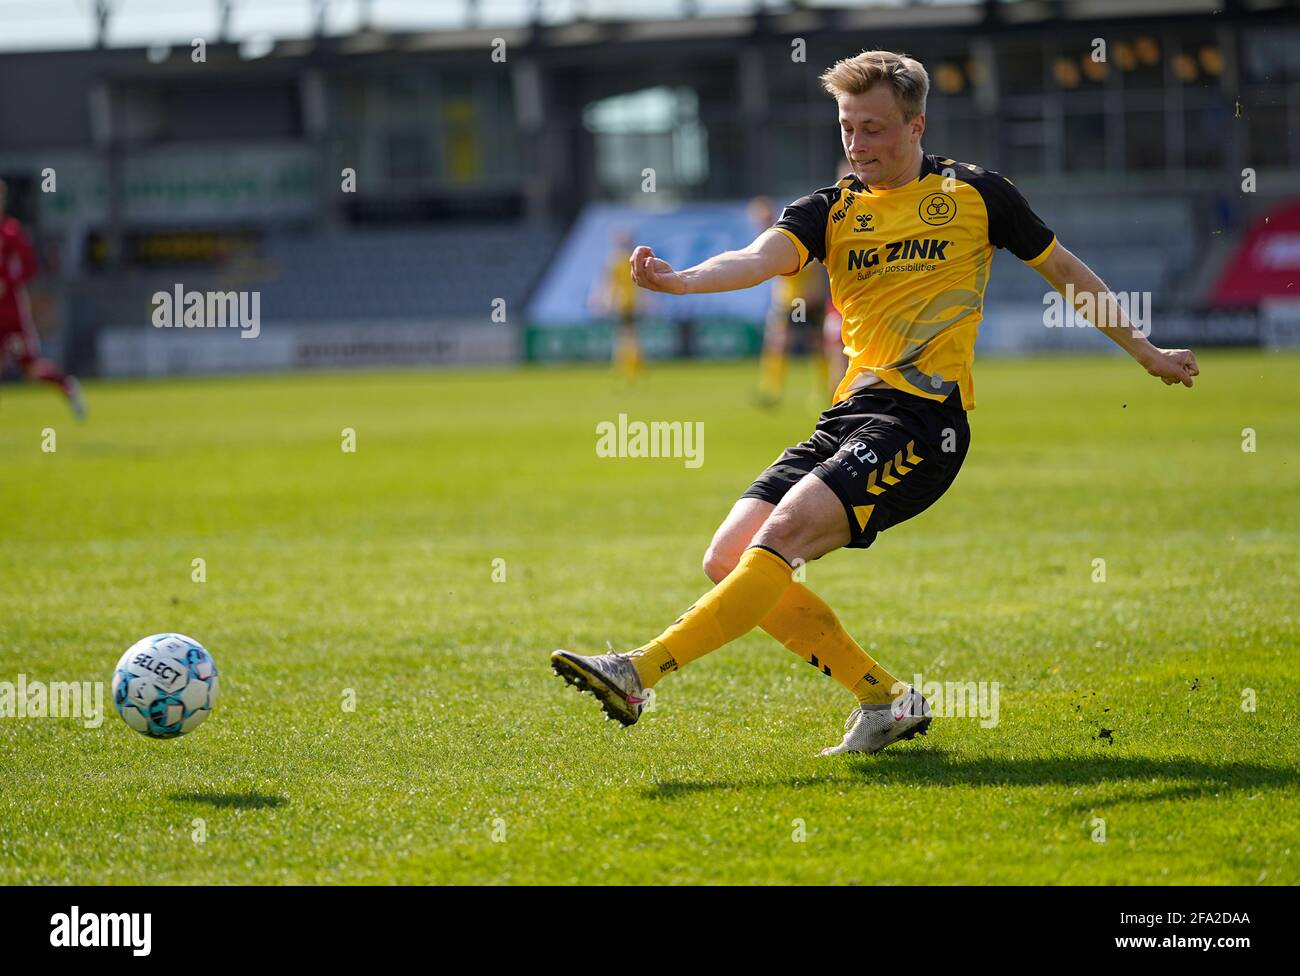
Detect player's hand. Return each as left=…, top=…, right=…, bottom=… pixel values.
left=1139, top=346, right=1200, bottom=387
left=629, top=246, right=687, bottom=295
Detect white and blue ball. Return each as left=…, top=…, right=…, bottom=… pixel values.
left=112, top=634, right=219, bottom=739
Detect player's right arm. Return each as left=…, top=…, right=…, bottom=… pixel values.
left=629, top=229, right=799, bottom=295
left=976, top=168, right=1199, bottom=389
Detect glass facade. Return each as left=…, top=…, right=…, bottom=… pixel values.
left=330, top=67, right=520, bottom=193
left=306, top=19, right=1299, bottom=203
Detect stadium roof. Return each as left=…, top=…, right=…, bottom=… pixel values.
left=0, top=0, right=1267, bottom=55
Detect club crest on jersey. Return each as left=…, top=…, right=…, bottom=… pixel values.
left=918, top=192, right=957, bottom=226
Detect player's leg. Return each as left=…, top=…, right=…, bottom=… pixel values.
left=613, top=315, right=643, bottom=383
left=551, top=388, right=964, bottom=754
left=626, top=318, right=644, bottom=380
left=703, top=497, right=908, bottom=707
left=634, top=474, right=851, bottom=671
left=701, top=497, right=772, bottom=583
left=804, top=394, right=970, bottom=753
left=551, top=471, right=850, bottom=727
left=10, top=315, right=85, bottom=419
left=552, top=415, right=829, bottom=725
left=749, top=473, right=848, bottom=560
left=756, top=309, right=788, bottom=404
left=611, top=317, right=625, bottom=379
left=699, top=388, right=969, bottom=753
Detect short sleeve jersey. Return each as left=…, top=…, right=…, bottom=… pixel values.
left=771, top=154, right=1056, bottom=409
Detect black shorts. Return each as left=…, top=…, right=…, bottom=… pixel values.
left=741, top=383, right=971, bottom=549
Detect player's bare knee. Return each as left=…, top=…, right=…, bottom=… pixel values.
left=754, top=501, right=848, bottom=565
left=751, top=514, right=801, bottom=565
left=702, top=546, right=738, bottom=583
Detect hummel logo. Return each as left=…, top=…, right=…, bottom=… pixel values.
left=855, top=213, right=875, bottom=233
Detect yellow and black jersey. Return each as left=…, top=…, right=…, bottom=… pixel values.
left=772, top=153, right=1057, bottom=409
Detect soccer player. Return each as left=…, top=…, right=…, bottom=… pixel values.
left=551, top=51, right=1199, bottom=755
left=590, top=227, right=645, bottom=384
left=749, top=196, right=830, bottom=406
left=0, top=179, right=84, bottom=418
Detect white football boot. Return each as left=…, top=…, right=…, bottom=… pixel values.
left=550, top=649, right=646, bottom=727
left=819, top=687, right=932, bottom=756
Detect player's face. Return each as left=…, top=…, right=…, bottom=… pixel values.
left=838, top=87, right=924, bottom=190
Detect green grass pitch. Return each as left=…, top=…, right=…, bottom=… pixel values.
left=1, top=350, right=1297, bottom=884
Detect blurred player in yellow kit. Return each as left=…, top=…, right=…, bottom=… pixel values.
left=590, top=227, right=644, bottom=383
left=749, top=197, right=829, bottom=405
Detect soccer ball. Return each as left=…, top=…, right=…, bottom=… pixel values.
left=112, top=633, right=220, bottom=739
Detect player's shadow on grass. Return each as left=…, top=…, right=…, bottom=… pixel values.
left=170, top=792, right=286, bottom=810
left=857, top=753, right=1300, bottom=808
left=644, top=752, right=1300, bottom=807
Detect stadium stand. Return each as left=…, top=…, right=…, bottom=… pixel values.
left=256, top=224, right=562, bottom=323
left=74, top=223, right=561, bottom=329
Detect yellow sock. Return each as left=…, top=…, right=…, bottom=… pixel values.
left=759, top=582, right=901, bottom=705
left=851, top=666, right=901, bottom=705
left=629, top=546, right=794, bottom=687
left=627, top=641, right=676, bottom=685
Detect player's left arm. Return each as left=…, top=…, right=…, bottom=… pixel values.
left=1034, top=243, right=1200, bottom=388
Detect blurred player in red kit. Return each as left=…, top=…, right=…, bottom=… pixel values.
left=0, top=179, right=85, bottom=418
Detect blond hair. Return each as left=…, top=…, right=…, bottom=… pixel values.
left=820, top=51, right=930, bottom=122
